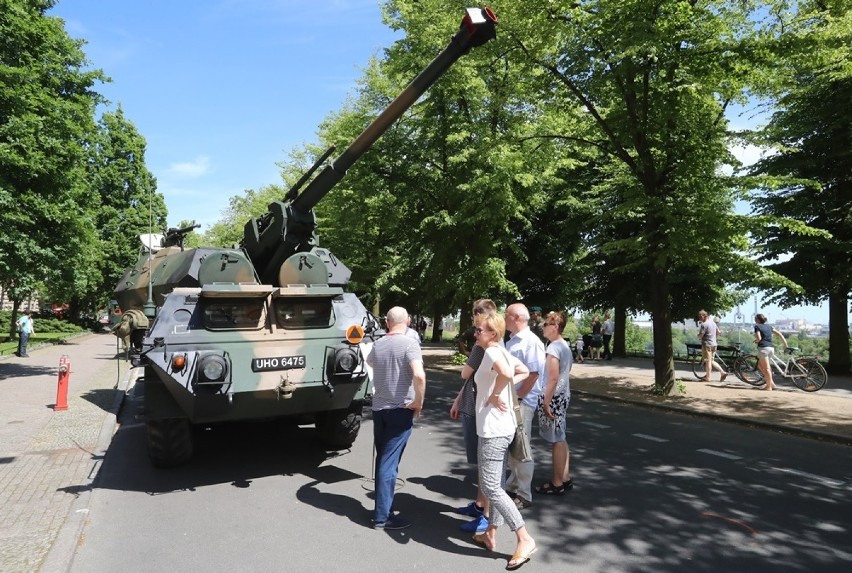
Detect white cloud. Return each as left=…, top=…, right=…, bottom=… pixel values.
left=164, top=156, right=211, bottom=179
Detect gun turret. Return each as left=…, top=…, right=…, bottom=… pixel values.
left=241, top=7, right=498, bottom=286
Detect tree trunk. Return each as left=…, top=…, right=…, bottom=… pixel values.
left=826, top=290, right=851, bottom=375
left=649, top=269, right=677, bottom=395
left=431, top=311, right=444, bottom=343
left=9, top=299, right=21, bottom=340
left=613, top=304, right=627, bottom=358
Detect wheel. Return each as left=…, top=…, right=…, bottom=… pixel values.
left=315, top=401, right=363, bottom=449
left=791, top=358, right=827, bottom=392
left=734, top=355, right=764, bottom=386
left=691, top=356, right=706, bottom=379
left=146, top=418, right=194, bottom=468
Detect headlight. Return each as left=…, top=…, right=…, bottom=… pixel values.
left=334, top=347, right=359, bottom=375
left=199, top=355, right=228, bottom=381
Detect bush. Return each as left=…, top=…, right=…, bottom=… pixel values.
left=0, top=310, right=86, bottom=335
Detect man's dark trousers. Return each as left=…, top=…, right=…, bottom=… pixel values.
left=373, top=407, right=414, bottom=524
left=17, top=331, right=30, bottom=357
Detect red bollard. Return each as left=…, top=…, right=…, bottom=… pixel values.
left=55, top=354, right=70, bottom=411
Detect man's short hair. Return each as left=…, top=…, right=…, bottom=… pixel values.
left=508, top=303, right=530, bottom=322
left=386, top=306, right=409, bottom=326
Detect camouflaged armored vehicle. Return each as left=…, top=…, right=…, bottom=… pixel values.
left=113, top=8, right=498, bottom=467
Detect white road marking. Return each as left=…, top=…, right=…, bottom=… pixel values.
left=772, top=467, right=845, bottom=488
left=697, top=448, right=743, bottom=460
left=581, top=421, right=610, bottom=429
left=633, top=433, right=669, bottom=443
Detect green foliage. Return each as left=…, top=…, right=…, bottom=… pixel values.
left=450, top=352, right=468, bottom=365
left=0, top=310, right=85, bottom=334
left=0, top=0, right=107, bottom=311
left=88, top=106, right=166, bottom=312
left=744, top=0, right=852, bottom=371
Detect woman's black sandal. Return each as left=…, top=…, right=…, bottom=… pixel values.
left=535, top=481, right=565, bottom=495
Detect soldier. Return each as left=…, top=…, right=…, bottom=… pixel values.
left=529, top=306, right=545, bottom=343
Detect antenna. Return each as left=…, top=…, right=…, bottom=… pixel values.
left=143, top=188, right=156, bottom=319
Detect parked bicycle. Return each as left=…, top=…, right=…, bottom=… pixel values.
left=734, top=347, right=827, bottom=392
left=686, top=343, right=751, bottom=382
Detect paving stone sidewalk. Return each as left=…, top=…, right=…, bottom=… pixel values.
left=0, top=334, right=129, bottom=573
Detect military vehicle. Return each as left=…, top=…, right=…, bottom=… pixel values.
left=113, top=8, right=498, bottom=467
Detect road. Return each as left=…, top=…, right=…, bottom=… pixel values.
left=69, top=367, right=852, bottom=573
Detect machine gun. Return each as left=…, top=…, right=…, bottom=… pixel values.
left=162, top=222, right=201, bottom=249
left=241, top=7, right=498, bottom=286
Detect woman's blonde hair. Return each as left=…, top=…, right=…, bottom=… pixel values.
left=479, top=310, right=505, bottom=341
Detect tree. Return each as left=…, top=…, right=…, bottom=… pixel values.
left=498, top=0, right=798, bottom=393
left=88, top=106, right=166, bottom=312
left=748, top=1, right=852, bottom=374
left=314, top=6, right=544, bottom=325
left=0, top=0, right=106, bottom=331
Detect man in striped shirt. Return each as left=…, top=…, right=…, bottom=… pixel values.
left=367, top=306, right=426, bottom=530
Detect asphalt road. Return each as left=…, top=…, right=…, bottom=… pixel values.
left=69, top=367, right=852, bottom=573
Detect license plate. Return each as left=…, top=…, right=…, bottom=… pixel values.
left=251, top=355, right=306, bottom=372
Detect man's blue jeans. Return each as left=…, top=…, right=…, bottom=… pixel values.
left=373, top=407, right=414, bottom=523
left=17, top=331, right=30, bottom=356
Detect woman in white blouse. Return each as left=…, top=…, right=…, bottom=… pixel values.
left=471, top=311, right=537, bottom=570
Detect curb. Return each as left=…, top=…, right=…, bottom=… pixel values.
left=39, top=365, right=135, bottom=573
left=572, top=388, right=852, bottom=447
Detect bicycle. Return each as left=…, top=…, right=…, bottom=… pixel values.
left=686, top=343, right=750, bottom=382
left=734, top=347, right=828, bottom=392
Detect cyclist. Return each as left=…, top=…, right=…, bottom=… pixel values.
left=753, top=313, right=789, bottom=391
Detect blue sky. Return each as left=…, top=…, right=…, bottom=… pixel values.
left=51, top=0, right=399, bottom=228
left=49, top=1, right=839, bottom=325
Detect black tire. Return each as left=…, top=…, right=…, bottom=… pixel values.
left=315, top=401, right=363, bottom=449
left=791, top=358, right=827, bottom=392
left=691, top=356, right=706, bottom=379
left=734, top=355, right=764, bottom=386
left=146, top=418, right=194, bottom=468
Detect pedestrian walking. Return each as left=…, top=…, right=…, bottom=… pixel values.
left=366, top=306, right=426, bottom=530
left=15, top=310, right=34, bottom=357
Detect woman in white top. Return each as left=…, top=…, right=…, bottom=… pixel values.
left=471, top=311, right=537, bottom=570
left=536, top=311, right=573, bottom=495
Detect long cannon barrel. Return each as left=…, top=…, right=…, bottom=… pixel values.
left=292, top=7, right=498, bottom=211
left=242, top=7, right=497, bottom=285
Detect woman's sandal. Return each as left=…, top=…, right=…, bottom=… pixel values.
left=506, top=545, right=538, bottom=570
left=534, top=481, right=565, bottom=495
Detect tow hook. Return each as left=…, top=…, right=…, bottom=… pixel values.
left=276, top=373, right=296, bottom=400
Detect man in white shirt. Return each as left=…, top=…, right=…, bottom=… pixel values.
left=504, top=303, right=546, bottom=509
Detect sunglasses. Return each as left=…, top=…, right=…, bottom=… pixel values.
left=473, top=307, right=487, bottom=315
left=475, top=327, right=490, bottom=335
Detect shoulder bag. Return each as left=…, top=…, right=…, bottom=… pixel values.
left=504, top=350, right=532, bottom=463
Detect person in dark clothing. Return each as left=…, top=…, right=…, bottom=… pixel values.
left=753, top=313, right=788, bottom=391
